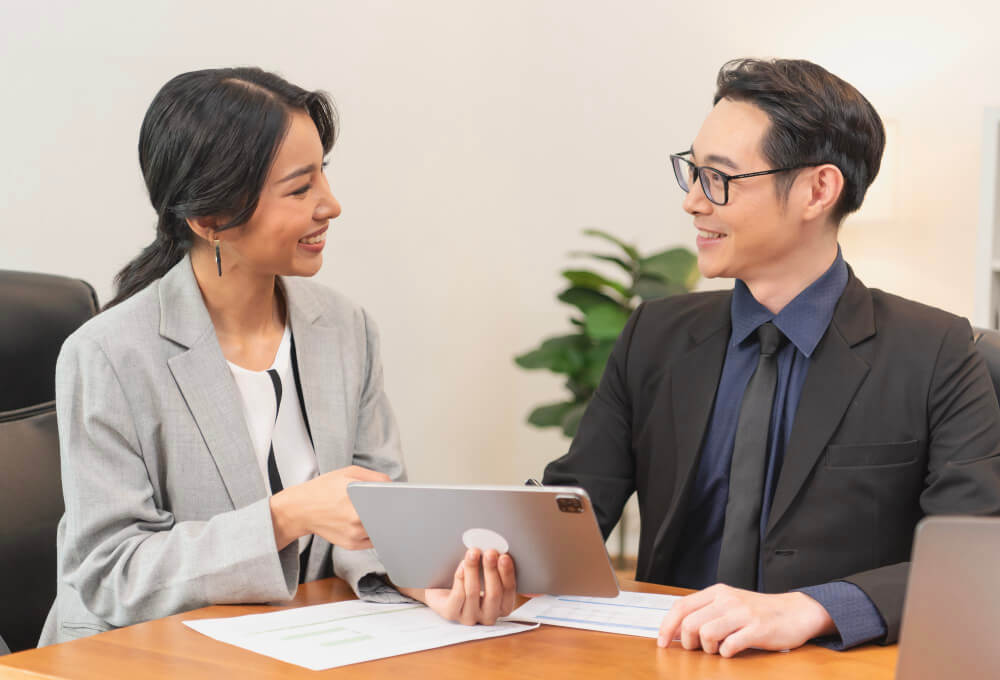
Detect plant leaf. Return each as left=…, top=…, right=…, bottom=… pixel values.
left=558, top=287, right=620, bottom=314
left=514, top=334, right=587, bottom=374
left=561, top=401, right=588, bottom=437
left=527, top=401, right=578, bottom=428
left=639, top=247, right=700, bottom=289
left=569, top=251, right=633, bottom=273
left=564, top=377, right=594, bottom=401
left=583, top=228, right=640, bottom=261
left=561, top=270, right=629, bottom=296
left=632, top=275, right=687, bottom=301
left=583, top=304, right=631, bottom=341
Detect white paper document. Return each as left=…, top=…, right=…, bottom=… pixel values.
left=508, top=591, right=679, bottom=638
left=184, top=600, right=538, bottom=671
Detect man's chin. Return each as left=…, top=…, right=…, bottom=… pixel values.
left=696, top=256, right=727, bottom=280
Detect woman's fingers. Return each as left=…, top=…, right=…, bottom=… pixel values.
left=498, top=553, right=517, bottom=616
left=460, top=549, right=482, bottom=626
left=441, top=563, right=466, bottom=621
left=480, top=550, right=503, bottom=624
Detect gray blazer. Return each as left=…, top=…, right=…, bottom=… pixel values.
left=39, top=256, right=406, bottom=645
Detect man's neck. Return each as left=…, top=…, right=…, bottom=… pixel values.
left=741, top=237, right=840, bottom=315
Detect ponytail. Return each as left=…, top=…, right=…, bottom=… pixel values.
left=103, top=226, right=189, bottom=310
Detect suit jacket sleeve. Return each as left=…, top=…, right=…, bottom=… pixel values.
left=542, top=304, right=644, bottom=538
left=331, top=308, right=408, bottom=592
left=56, top=335, right=298, bottom=628
left=841, top=315, right=1000, bottom=643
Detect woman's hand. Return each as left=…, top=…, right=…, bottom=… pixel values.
left=269, top=465, right=390, bottom=550
left=400, top=548, right=517, bottom=625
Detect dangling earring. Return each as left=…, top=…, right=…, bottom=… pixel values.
left=214, top=239, right=222, bottom=277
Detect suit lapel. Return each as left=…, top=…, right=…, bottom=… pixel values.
left=160, top=258, right=267, bottom=509
left=766, top=272, right=875, bottom=533
left=283, top=279, right=350, bottom=475
left=650, top=295, right=731, bottom=560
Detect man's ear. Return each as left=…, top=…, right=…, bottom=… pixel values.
left=801, top=164, right=844, bottom=222
left=185, top=216, right=220, bottom=244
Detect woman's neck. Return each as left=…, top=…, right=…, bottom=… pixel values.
left=190, top=243, right=286, bottom=368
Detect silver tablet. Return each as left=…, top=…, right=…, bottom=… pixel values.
left=347, top=483, right=620, bottom=597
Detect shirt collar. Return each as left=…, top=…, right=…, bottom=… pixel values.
left=729, top=247, right=848, bottom=358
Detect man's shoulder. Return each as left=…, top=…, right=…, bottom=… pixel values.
left=868, top=287, right=967, bottom=334
left=634, top=289, right=731, bottom=333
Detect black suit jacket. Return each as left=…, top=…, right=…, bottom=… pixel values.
left=544, top=270, right=1000, bottom=643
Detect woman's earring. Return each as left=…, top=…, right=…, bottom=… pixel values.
left=214, top=239, right=222, bottom=277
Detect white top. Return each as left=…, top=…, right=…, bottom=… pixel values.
left=227, top=325, right=318, bottom=555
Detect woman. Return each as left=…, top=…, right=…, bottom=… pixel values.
left=40, top=67, right=514, bottom=645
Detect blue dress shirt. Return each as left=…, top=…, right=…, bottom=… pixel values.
left=665, top=249, right=887, bottom=649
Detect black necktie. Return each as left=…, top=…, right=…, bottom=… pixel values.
left=716, top=321, right=786, bottom=590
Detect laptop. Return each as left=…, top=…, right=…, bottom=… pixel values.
left=895, top=516, right=1000, bottom=679
left=347, top=483, right=620, bottom=597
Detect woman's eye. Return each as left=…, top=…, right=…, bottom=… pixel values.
left=290, top=184, right=311, bottom=196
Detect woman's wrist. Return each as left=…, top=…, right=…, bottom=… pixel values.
left=269, top=488, right=304, bottom=550
left=396, top=585, right=427, bottom=603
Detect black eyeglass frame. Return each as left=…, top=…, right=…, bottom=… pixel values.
left=670, top=150, right=817, bottom=206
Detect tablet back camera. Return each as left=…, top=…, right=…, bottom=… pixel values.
left=556, top=494, right=584, bottom=513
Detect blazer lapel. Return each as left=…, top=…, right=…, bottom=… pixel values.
left=766, top=272, right=876, bottom=533
left=160, top=257, right=267, bottom=509
left=282, top=279, right=351, bottom=475
left=650, top=295, right=731, bottom=563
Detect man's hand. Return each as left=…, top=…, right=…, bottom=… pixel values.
left=400, top=548, right=517, bottom=625
left=269, top=465, right=391, bottom=550
left=657, top=584, right=836, bottom=657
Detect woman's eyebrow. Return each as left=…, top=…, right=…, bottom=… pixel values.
left=276, top=164, right=317, bottom=184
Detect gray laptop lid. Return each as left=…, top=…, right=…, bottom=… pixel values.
left=895, top=516, right=1000, bottom=680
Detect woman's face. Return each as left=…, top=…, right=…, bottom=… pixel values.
left=216, top=110, right=340, bottom=278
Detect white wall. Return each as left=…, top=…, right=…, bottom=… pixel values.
left=2, top=1, right=999, bottom=504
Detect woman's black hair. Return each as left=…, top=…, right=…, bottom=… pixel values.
left=104, top=67, right=337, bottom=309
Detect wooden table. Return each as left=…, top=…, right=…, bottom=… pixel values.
left=0, top=579, right=897, bottom=679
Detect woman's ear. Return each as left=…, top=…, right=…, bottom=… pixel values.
left=185, top=216, right=219, bottom=244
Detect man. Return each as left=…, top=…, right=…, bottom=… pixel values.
left=543, top=58, right=1000, bottom=657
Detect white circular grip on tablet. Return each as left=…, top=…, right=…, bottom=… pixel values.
left=462, top=528, right=509, bottom=554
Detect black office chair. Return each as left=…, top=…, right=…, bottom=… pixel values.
left=0, top=271, right=98, bottom=653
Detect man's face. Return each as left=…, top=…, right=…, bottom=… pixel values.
left=684, top=98, right=806, bottom=282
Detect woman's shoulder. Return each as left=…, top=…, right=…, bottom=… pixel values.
left=281, top=276, right=374, bottom=329
left=62, top=281, right=164, bottom=361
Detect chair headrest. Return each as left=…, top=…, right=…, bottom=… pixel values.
left=0, top=270, right=98, bottom=413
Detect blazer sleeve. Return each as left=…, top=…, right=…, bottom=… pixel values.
left=56, top=335, right=297, bottom=628
left=841, top=315, right=1000, bottom=643
left=331, top=309, right=408, bottom=592
left=542, top=304, right=644, bottom=538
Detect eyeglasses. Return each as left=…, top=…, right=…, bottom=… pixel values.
left=669, top=150, right=813, bottom=206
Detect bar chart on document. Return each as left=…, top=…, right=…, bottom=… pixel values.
left=509, top=591, right=679, bottom=638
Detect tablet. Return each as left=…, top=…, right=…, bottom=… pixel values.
left=347, top=483, right=620, bottom=597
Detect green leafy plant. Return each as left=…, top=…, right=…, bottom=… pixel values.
left=515, top=229, right=700, bottom=437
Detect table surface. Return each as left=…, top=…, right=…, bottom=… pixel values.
left=0, top=579, right=898, bottom=679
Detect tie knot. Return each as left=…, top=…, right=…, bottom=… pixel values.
left=756, top=322, right=786, bottom=357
